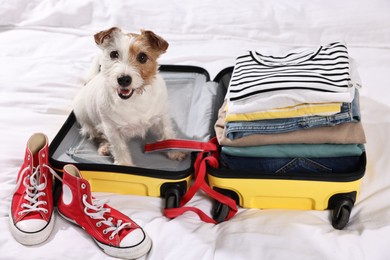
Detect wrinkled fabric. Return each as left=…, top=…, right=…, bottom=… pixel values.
left=1, top=1, right=390, bottom=260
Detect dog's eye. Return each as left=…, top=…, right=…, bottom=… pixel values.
left=110, top=51, right=119, bottom=59
left=137, top=52, right=148, bottom=64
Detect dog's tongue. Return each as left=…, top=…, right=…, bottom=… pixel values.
left=119, top=89, right=131, bottom=95
left=117, top=88, right=133, bottom=99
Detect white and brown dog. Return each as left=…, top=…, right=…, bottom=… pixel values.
left=73, top=27, right=185, bottom=166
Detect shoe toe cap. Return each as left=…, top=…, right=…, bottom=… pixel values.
left=120, top=228, right=147, bottom=248
left=16, top=219, right=48, bottom=233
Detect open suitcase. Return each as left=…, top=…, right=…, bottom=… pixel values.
left=49, top=65, right=366, bottom=229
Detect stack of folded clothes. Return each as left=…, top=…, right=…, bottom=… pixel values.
left=215, top=42, right=366, bottom=174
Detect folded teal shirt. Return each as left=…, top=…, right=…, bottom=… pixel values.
left=221, top=144, right=365, bottom=158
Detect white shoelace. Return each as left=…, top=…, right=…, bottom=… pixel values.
left=15, top=164, right=57, bottom=215
left=82, top=195, right=133, bottom=240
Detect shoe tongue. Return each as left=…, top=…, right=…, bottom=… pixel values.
left=32, top=151, right=40, bottom=168
left=28, top=150, right=43, bottom=182
left=32, top=161, right=43, bottom=184
left=33, top=170, right=40, bottom=184
left=25, top=163, right=40, bottom=186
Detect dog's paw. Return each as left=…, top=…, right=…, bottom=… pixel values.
left=166, top=151, right=188, bottom=161
left=98, top=142, right=111, bottom=156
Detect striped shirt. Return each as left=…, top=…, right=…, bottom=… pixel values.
left=226, top=42, right=356, bottom=114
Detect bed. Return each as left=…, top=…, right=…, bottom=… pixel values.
left=1, top=0, right=390, bottom=259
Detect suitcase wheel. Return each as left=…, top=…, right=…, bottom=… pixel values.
left=213, top=201, right=231, bottom=223
left=160, top=182, right=187, bottom=209
left=212, top=188, right=240, bottom=223
left=331, top=198, right=354, bottom=230
left=165, top=188, right=181, bottom=209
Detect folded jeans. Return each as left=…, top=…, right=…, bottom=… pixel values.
left=226, top=90, right=361, bottom=140
left=219, top=153, right=361, bottom=174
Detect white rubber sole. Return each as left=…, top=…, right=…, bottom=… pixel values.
left=57, top=209, right=152, bottom=259
left=8, top=208, right=55, bottom=246
left=96, top=232, right=152, bottom=260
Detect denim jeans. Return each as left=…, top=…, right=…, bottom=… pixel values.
left=226, top=90, right=361, bottom=140
left=219, top=152, right=361, bottom=174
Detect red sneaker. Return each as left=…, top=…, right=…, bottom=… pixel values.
left=57, top=164, right=152, bottom=259
left=9, top=133, right=55, bottom=245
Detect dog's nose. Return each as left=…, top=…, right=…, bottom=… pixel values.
left=117, top=75, right=132, bottom=87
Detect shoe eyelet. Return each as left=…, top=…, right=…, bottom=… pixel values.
left=103, top=230, right=108, bottom=235
left=81, top=183, right=86, bottom=189
left=96, top=223, right=102, bottom=227
left=109, top=236, right=114, bottom=240
left=18, top=212, right=22, bottom=215
left=43, top=209, right=48, bottom=214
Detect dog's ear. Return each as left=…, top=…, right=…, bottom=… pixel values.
left=94, top=27, right=121, bottom=47
left=141, top=30, right=169, bottom=54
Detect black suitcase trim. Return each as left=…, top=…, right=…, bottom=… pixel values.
left=160, top=64, right=211, bottom=81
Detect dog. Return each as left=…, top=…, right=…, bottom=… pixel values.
left=73, top=27, right=186, bottom=166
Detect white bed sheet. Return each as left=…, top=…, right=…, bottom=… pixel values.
left=1, top=0, right=390, bottom=259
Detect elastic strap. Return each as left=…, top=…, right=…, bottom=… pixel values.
left=145, top=138, right=237, bottom=223
left=144, top=139, right=217, bottom=153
